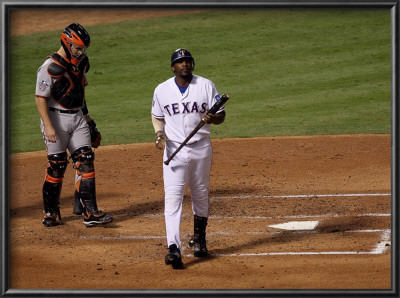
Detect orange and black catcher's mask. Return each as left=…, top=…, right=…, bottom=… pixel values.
left=60, top=23, right=90, bottom=66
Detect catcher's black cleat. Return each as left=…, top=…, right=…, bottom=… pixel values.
left=165, top=244, right=184, bottom=269
left=83, top=211, right=113, bottom=227
left=42, top=212, right=61, bottom=227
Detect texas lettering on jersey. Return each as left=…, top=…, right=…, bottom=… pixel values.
left=163, top=101, right=208, bottom=116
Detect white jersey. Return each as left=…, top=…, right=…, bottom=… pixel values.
left=151, top=74, right=223, bottom=144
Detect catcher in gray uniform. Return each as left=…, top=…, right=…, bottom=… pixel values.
left=35, top=23, right=113, bottom=227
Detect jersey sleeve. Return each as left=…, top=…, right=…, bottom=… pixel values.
left=35, top=62, right=52, bottom=99
left=151, top=91, right=164, bottom=119
left=209, top=81, right=225, bottom=113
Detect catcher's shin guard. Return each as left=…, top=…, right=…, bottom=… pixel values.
left=190, top=215, right=208, bottom=257
left=42, top=152, right=68, bottom=227
left=73, top=190, right=84, bottom=215
left=72, top=147, right=112, bottom=227
left=42, top=181, right=62, bottom=227
left=79, top=177, right=112, bottom=227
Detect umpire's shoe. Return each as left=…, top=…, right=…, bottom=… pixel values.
left=165, top=244, right=184, bottom=269
left=83, top=210, right=113, bottom=227
left=42, top=212, right=61, bottom=227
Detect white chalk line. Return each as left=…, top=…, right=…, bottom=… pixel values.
left=80, top=229, right=391, bottom=257
left=136, top=192, right=390, bottom=219
left=138, top=212, right=390, bottom=219
left=80, top=233, right=391, bottom=257
left=81, top=235, right=165, bottom=240
left=187, top=229, right=391, bottom=257
left=80, top=229, right=388, bottom=240
left=212, top=192, right=391, bottom=200
left=212, top=251, right=387, bottom=257
left=82, top=192, right=391, bottom=257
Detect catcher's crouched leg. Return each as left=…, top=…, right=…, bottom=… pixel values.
left=42, top=152, right=68, bottom=227
left=72, top=146, right=113, bottom=227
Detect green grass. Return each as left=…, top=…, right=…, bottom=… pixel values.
left=9, top=9, right=391, bottom=153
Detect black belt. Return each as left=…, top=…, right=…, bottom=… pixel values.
left=49, top=107, right=79, bottom=114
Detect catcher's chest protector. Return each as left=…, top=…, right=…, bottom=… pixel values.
left=47, top=53, right=89, bottom=109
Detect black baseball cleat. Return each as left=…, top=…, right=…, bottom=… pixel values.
left=83, top=211, right=113, bottom=227
left=165, top=244, right=184, bottom=269
left=193, top=239, right=208, bottom=258
left=42, top=212, right=61, bottom=227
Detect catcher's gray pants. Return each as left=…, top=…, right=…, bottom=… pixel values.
left=41, top=109, right=91, bottom=155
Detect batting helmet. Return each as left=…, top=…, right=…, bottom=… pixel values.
left=171, top=48, right=195, bottom=70
left=61, top=23, right=90, bottom=66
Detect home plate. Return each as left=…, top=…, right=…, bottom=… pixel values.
left=269, top=221, right=319, bottom=231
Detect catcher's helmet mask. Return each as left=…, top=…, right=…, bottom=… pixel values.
left=171, top=48, right=195, bottom=70
left=61, top=23, right=90, bottom=66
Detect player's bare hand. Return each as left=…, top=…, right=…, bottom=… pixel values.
left=202, top=114, right=215, bottom=124
left=202, top=110, right=226, bottom=125
left=45, top=127, right=58, bottom=143
left=203, top=113, right=222, bottom=124
left=155, top=130, right=167, bottom=150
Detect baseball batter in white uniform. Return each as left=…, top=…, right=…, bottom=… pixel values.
left=35, top=23, right=112, bottom=228
left=151, top=48, right=226, bottom=269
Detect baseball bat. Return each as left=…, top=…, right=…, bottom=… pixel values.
left=164, top=94, right=229, bottom=165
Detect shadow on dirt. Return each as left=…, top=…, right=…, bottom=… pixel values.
left=208, top=216, right=377, bottom=257
left=10, top=185, right=262, bottom=223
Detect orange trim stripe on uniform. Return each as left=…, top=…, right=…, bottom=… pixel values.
left=45, top=175, right=63, bottom=183
left=81, top=172, right=95, bottom=180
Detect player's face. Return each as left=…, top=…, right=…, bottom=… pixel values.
left=172, top=58, right=193, bottom=78
left=70, top=43, right=88, bottom=60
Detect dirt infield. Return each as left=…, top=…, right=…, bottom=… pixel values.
left=9, top=9, right=207, bottom=36
left=9, top=135, right=391, bottom=289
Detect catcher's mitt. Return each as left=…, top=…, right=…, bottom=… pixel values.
left=88, top=119, right=101, bottom=148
